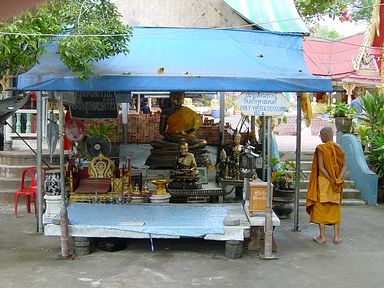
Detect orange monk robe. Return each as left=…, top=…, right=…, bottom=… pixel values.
left=166, top=106, right=202, bottom=139
left=306, top=141, right=345, bottom=225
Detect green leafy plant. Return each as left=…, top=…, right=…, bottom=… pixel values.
left=57, top=0, right=132, bottom=80
left=356, top=91, right=384, bottom=180
left=88, top=122, right=117, bottom=139
left=296, top=0, right=373, bottom=24
left=365, top=134, right=384, bottom=179
left=358, top=91, right=384, bottom=135
left=0, top=0, right=132, bottom=81
left=325, top=102, right=357, bottom=119
left=271, top=158, right=306, bottom=190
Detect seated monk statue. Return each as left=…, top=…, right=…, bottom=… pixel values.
left=169, top=142, right=202, bottom=189
left=145, top=91, right=210, bottom=169
left=159, top=91, right=206, bottom=148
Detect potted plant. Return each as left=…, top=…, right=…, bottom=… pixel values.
left=325, top=102, right=357, bottom=133
left=271, top=158, right=305, bottom=218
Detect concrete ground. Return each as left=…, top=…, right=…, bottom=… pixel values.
left=2, top=125, right=377, bottom=287
left=275, top=130, right=322, bottom=152
left=2, top=202, right=384, bottom=288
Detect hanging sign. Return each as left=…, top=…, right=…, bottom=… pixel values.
left=235, top=92, right=291, bottom=116
left=70, top=92, right=118, bottom=119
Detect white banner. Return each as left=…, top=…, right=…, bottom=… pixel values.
left=235, top=92, right=291, bottom=116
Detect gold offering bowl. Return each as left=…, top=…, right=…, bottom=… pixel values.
left=150, top=179, right=171, bottom=195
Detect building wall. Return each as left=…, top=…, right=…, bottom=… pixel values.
left=114, top=0, right=250, bottom=29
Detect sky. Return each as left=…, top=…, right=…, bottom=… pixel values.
left=320, top=17, right=369, bottom=36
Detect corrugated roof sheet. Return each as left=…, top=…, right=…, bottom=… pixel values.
left=224, top=0, right=309, bottom=34
left=303, top=34, right=364, bottom=78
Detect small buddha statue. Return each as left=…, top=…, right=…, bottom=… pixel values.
left=231, top=131, right=243, bottom=179
left=216, top=148, right=229, bottom=180
left=142, top=182, right=150, bottom=194
left=168, top=142, right=202, bottom=189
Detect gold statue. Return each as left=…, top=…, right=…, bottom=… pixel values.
left=159, top=91, right=206, bottom=148
left=216, top=130, right=244, bottom=180
left=231, top=131, right=243, bottom=179
left=169, top=142, right=201, bottom=189
left=216, top=148, right=229, bottom=180
left=145, top=91, right=210, bottom=169
left=172, top=142, right=199, bottom=178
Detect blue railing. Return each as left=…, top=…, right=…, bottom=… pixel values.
left=338, top=133, right=378, bottom=205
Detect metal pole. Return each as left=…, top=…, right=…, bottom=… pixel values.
left=216, top=92, right=225, bottom=166
left=250, top=115, right=255, bottom=143
left=137, top=94, right=141, bottom=113
left=294, top=93, right=302, bottom=232
left=122, top=102, right=129, bottom=144
left=262, top=115, right=266, bottom=181
left=219, top=92, right=225, bottom=146
left=59, top=92, right=70, bottom=258
left=36, top=92, right=43, bottom=233
left=260, top=116, right=277, bottom=259
left=243, top=177, right=249, bottom=204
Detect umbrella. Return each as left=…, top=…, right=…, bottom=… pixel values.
left=47, top=120, right=59, bottom=164
left=0, top=94, right=29, bottom=123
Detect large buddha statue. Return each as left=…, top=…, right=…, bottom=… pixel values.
left=159, top=92, right=206, bottom=147
left=145, top=92, right=210, bottom=169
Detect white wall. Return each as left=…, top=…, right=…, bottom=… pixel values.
left=114, top=0, right=250, bottom=29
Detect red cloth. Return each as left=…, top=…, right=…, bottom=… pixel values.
left=75, top=178, right=111, bottom=194
left=64, top=111, right=73, bottom=150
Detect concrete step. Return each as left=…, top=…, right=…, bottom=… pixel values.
left=0, top=165, right=29, bottom=178
left=0, top=189, right=16, bottom=203
left=0, top=164, right=60, bottom=178
left=0, top=177, right=23, bottom=190
left=298, top=198, right=366, bottom=206
left=9, top=139, right=49, bottom=151
left=0, top=189, right=45, bottom=206
left=280, top=151, right=314, bottom=161
left=301, top=170, right=350, bottom=179
left=296, top=161, right=313, bottom=171
left=299, top=188, right=361, bottom=200
left=0, top=150, right=61, bottom=166
left=299, top=179, right=356, bottom=189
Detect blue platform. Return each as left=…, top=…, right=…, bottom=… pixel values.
left=66, top=203, right=228, bottom=237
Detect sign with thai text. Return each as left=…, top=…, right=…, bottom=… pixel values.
left=235, top=92, right=291, bottom=116
left=70, top=92, right=118, bottom=119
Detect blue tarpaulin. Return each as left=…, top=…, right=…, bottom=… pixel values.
left=17, top=27, right=331, bottom=92
left=65, top=203, right=228, bottom=237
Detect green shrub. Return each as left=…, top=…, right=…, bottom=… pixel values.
left=325, top=102, right=357, bottom=119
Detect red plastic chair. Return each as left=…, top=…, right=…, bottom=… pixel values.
left=14, top=167, right=44, bottom=217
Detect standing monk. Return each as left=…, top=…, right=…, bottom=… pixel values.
left=306, top=127, right=347, bottom=244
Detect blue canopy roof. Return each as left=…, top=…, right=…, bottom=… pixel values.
left=17, top=27, right=331, bottom=92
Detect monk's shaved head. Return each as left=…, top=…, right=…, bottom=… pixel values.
left=320, top=126, right=333, bottom=141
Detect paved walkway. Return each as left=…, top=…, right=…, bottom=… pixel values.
left=275, top=132, right=321, bottom=152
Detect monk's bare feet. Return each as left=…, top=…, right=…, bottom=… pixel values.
left=313, top=237, right=326, bottom=244
left=333, top=238, right=342, bottom=244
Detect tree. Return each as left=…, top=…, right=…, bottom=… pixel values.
left=310, top=24, right=343, bottom=39
left=295, top=0, right=374, bottom=24
left=0, top=0, right=132, bottom=84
